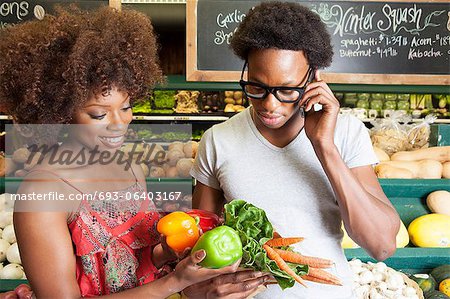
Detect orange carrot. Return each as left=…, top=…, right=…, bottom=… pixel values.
left=265, top=237, right=304, bottom=247
left=307, top=267, right=342, bottom=286
left=263, top=244, right=307, bottom=288
left=273, top=249, right=334, bottom=269
left=273, top=231, right=282, bottom=239
left=302, top=275, right=338, bottom=285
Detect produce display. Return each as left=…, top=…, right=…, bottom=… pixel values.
left=174, top=91, right=200, bottom=113
left=199, top=92, right=222, bottom=113
left=374, top=146, right=450, bottom=179
left=342, top=189, right=450, bottom=250
left=0, top=193, right=25, bottom=280
left=0, top=153, right=4, bottom=177
left=152, top=91, right=176, bottom=110
left=120, top=141, right=198, bottom=178
left=340, top=93, right=449, bottom=119
left=1, top=148, right=45, bottom=177
left=349, top=259, right=422, bottom=299
left=132, top=99, right=152, bottom=114
left=224, top=103, right=246, bottom=113
left=426, top=191, right=450, bottom=216
left=224, top=91, right=245, bottom=106
left=410, top=265, right=450, bottom=298
left=223, top=91, right=246, bottom=113
left=370, top=115, right=433, bottom=156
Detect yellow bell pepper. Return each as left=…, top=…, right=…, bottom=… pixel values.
left=157, top=211, right=200, bottom=252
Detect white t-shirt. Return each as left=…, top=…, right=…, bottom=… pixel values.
left=191, top=107, right=378, bottom=299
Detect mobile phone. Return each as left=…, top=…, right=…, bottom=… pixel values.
left=299, top=68, right=316, bottom=118
left=299, top=106, right=305, bottom=118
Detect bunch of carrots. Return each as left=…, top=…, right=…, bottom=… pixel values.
left=263, top=235, right=342, bottom=287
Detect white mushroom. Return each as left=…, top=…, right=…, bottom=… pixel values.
left=359, top=270, right=375, bottom=284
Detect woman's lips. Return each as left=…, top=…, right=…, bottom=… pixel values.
left=99, top=135, right=125, bottom=148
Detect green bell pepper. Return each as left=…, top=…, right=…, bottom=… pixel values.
left=192, top=226, right=243, bottom=269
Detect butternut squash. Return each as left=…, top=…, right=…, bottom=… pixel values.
left=426, top=190, right=450, bottom=216
left=375, top=164, right=414, bottom=179
left=443, top=162, right=450, bottom=179
left=390, top=146, right=450, bottom=163
left=373, top=146, right=390, bottom=162
left=0, top=155, right=4, bottom=177
left=378, top=160, right=443, bottom=179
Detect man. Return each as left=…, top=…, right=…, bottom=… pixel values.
left=187, top=2, right=400, bottom=298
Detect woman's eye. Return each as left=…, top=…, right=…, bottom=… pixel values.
left=121, top=106, right=132, bottom=111
left=89, top=114, right=106, bottom=120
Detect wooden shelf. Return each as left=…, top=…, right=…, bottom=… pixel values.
left=158, top=75, right=450, bottom=94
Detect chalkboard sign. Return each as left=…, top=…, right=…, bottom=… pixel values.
left=0, top=0, right=109, bottom=29
left=187, top=0, right=450, bottom=85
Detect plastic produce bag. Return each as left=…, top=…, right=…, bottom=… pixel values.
left=370, top=111, right=410, bottom=156
left=405, top=114, right=435, bottom=151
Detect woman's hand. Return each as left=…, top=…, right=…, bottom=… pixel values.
left=182, top=269, right=271, bottom=299
left=173, top=250, right=243, bottom=289
left=152, top=236, right=191, bottom=269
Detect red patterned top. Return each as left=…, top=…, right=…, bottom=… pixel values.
left=27, top=169, right=161, bottom=297
left=68, top=182, right=161, bottom=297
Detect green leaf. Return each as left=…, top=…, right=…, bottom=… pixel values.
left=225, top=199, right=305, bottom=290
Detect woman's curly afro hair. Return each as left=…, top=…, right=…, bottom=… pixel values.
left=0, top=6, right=163, bottom=124
left=230, top=1, right=333, bottom=69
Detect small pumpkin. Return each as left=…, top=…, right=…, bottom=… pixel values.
left=410, top=274, right=437, bottom=294
left=439, top=278, right=450, bottom=296
left=431, top=265, right=450, bottom=285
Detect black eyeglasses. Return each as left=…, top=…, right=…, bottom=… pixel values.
left=239, top=61, right=314, bottom=103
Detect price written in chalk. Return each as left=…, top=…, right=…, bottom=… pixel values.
left=376, top=47, right=398, bottom=58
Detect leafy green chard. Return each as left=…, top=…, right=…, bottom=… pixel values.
left=224, top=200, right=308, bottom=289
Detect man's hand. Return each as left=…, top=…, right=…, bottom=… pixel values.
left=300, top=70, right=340, bottom=149
left=182, top=270, right=271, bottom=299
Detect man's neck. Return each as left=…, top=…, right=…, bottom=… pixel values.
left=251, top=107, right=305, bottom=148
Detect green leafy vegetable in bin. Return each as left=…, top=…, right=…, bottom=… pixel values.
left=384, top=100, right=397, bottom=110
left=160, top=131, right=191, bottom=142
left=356, top=100, right=370, bottom=109
left=192, top=129, right=205, bottom=140
left=397, top=94, right=410, bottom=101
left=132, top=100, right=152, bottom=113
left=371, top=93, right=385, bottom=101
left=370, top=99, right=383, bottom=111
left=357, top=93, right=370, bottom=101
left=343, top=93, right=357, bottom=107
left=137, top=129, right=153, bottom=139
left=385, top=94, right=398, bottom=101
left=397, top=100, right=410, bottom=111
left=153, top=91, right=176, bottom=109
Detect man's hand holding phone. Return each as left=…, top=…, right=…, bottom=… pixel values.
left=300, top=70, right=340, bottom=150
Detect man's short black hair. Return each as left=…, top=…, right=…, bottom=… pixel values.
left=230, top=1, right=333, bottom=69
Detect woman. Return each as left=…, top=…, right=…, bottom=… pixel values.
left=0, top=7, right=242, bottom=298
